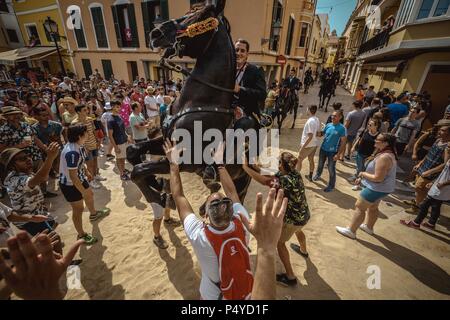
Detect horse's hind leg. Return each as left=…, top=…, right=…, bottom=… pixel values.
left=291, top=103, right=298, bottom=129
left=325, top=94, right=332, bottom=112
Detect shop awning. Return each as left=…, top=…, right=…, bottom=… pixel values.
left=364, top=60, right=406, bottom=73
left=0, top=46, right=58, bottom=65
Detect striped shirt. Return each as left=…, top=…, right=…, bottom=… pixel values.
left=72, top=117, right=98, bottom=151
left=417, top=140, right=449, bottom=180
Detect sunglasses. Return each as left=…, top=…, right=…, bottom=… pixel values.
left=209, top=197, right=233, bottom=207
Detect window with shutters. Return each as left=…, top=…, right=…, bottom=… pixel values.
left=90, top=5, right=109, bottom=48
left=111, top=3, right=140, bottom=48
left=67, top=8, right=86, bottom=48
left=269, top=0, right=284, bottom=52
left=285, top=16, right=295, bottom=55
left=102, top=59, right=114, bottom=81
left=299, top=23, right=309, bottom=47
left=142, top=0, right=169, bottom=47
left=82, top=59, right=93, bottom=78
left=24, top=24, right=41, bottom=46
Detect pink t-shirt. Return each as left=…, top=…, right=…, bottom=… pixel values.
left=120, top=97, right=132, bottom=127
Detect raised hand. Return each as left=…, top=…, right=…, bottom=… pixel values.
left=46, top=142, right=60, bottom=160
left=0, top=232, right=83, bottom=300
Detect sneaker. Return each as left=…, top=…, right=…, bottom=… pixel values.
left=312, top=175, right=320, bottom=181
left=323, top=186, right=334, bottom=192
left=153, top=236, right=169, bottom=249
left=336, top=226, right=356, bottom=239
left=120, top=174, right=131, bottom=181
left=124, top=169, right=131, bottom=175
left=359, top=224, right=374, bottom=235
left=352, top=185, right=362, bottom=191
left=400, top=219, right=420, bottom=229
left=344, top=156, right=351, bottom=161
left=276, top=274, right=298, bottom=287
left=348, top=175, right=358, bottom=182
left=106, top=154, right=115, bottom=161
left=290, top=243, right=309, bottom=258
left=95, top=175, right=107, bottom=181
left=77, top=233, right=98, bottom=246
left=405, top=207, right=419, bottom=214
left=90, top=180, right=101, bottom=189
left=421, top=221, right=435, bottom=230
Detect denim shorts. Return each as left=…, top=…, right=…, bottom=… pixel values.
left=360, top=187, right=389, bottom=203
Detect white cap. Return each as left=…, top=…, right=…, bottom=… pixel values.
left=104, top=102, right=112, bottom=110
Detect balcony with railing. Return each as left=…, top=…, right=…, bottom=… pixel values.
left=358, top=26, right=392, bottom=55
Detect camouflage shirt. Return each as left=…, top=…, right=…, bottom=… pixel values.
left=267, top=171, right=310, bottom=226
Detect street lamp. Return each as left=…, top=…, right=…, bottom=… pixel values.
left=43, top=16, right=66, bottom=76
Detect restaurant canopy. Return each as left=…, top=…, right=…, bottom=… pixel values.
left=0, top=46, right=58, bottom=66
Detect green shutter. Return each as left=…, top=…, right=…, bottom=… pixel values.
left=141, top=1, right=151, bottom=47
left=102, top=60, right=113, bottom=80
left=111, top=5, right=123, bottom=48
left=127, top=4, right=139, bottom=48
left=82, top=59, right=92, bottom=78
left=161, top=0, right=169, bottom=20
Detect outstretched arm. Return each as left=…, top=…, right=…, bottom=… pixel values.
left=239, top=189, right=287, bottom=300
left=164, top=140, right=193, bottom=223
left=218, top=166, right=240, bottom=204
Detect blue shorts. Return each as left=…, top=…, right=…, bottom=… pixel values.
left=85, top=149, right=99, bottom=161
left=360, top=187, right=389, bottom=203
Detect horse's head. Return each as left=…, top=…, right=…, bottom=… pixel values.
left=149, top=0, right=226, bottom=59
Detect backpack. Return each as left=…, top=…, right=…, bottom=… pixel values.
left=204, top=217, right=253, bottom=300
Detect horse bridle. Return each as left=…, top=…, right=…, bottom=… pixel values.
left=155, top=16, right=235, bottom=94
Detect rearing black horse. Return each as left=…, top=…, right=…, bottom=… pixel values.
left=127, top=0, right=256, bottom=208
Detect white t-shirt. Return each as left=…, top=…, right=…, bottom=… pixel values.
left=0, top=202, right=14, bottom=248
left=156, top=94, right=164, bottom=106
left=144, top=95, right=159, bottom=118
left=101, top=111, right=113, bottom=131
left=100, top=89, right=112, bottom=103
left=58, top=82, right=72, bottom=91
left=300, top=116, right=320, bottom=148
left=183, top=203, right=250, bottom=300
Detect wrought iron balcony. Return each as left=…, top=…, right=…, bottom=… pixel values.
left=358, top=27, right=392, bottom=56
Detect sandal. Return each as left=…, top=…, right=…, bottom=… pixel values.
left=276, top=273, right=297, bottom=287
left=290, top=243, right=309, bottom=258
left=77, top=233, right=98, bottom=245
left=89, top=208, right=111, bottom=221
left=400, top=219, right=420, bottom=229
left=153, top=236, right=169, bottom=249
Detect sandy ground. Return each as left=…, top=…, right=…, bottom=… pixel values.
left=5, top=85, right=450, bottom=300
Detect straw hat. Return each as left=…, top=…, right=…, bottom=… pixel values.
left=0, top=106, right=23, bottom=116
left=60, top=96, right=78, bottom=105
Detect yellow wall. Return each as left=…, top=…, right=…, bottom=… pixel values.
left=13, top=0, right=73, bottom=73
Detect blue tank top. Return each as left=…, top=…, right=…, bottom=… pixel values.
left=362, top=153, right=397, bottom=193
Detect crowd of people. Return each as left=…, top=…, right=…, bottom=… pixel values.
left=0, top=37, right=449, bottom=300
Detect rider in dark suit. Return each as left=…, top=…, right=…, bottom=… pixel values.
left=282, top=69, right=301, bottom=92
left=233, top=39, right=267, bottom=131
